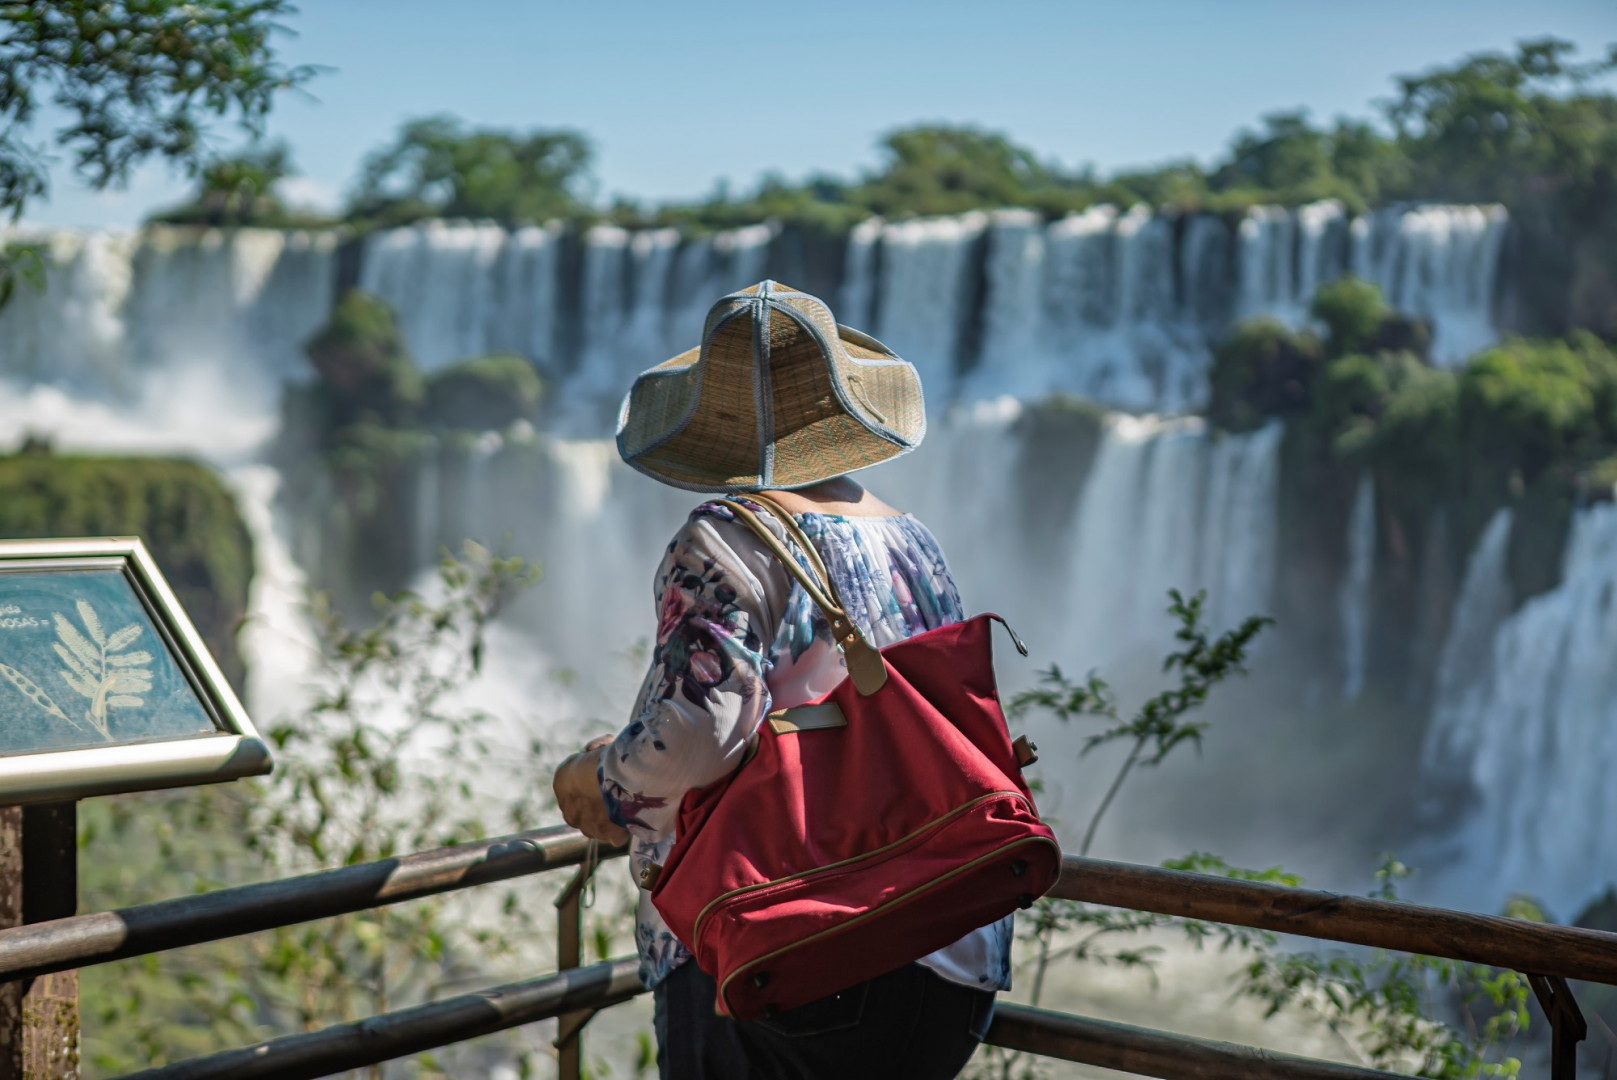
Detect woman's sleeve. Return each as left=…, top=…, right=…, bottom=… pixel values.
left=597, top=508, right=776, bottom=845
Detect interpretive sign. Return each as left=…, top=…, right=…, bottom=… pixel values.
left=0, top=537, right=270, bottom=803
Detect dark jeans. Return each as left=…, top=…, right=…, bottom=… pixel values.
left=653, top=960, right=995, bottom=1080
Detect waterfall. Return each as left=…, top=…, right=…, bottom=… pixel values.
left=861, top=212, right=988, bottom=401
left=0, top=225, right=336, bottom=407
left=1338, top=476, right=1376, bottom=699
left=0, top=228, right=134, bottom=390
left=1351, top=204, right=1508, bottom=366
left=228, top=465, right=321, bottom=723
left=1050, top=415, right=1281, bottom=671
left=358, top=220, right=516, bottom=372
left=4, top=203, right=1506, bottom=418
left=963, top=205, right=1222, bottom=412
left=1421, top=505, right=1617, bottom=916
left=1422, top=509, right=1514, bottom=773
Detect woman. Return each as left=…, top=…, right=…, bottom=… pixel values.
left=553, top=281, right=1007, bottom=1079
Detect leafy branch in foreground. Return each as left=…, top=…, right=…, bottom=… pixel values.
left=0, top=0, right=320, bottom=302
left=1238, top=858, right=1528, bottom=1078
left=1009, top=587, right=1272, bottom=1007
left=79, top=543, right=586, bottom=1077
left=1013, top=588, right=1272, bottom=859
left=975, top=589, right=1529, bottom=1080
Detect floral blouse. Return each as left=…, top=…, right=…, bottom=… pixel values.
left=598, top=497, right=1015, bottom=992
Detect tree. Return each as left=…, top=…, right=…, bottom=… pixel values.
left=303, top=289, right=424, bottom=432
left=150, top=141, right=305, bottom=226
left=0, top=1, right=316, bottom=301
left=1386, top=37, right=1617, bottom=206
left=853, top=125, right=1063, bottom=217
left=349, top=114, right=594, bottom=225
left=0, top=2, right=316, bottom=219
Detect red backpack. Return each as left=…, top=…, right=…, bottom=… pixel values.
left=647, top=494, right=1061, bottom=1019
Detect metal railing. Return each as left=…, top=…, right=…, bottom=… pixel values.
left=2, top=825, right=1612, bottom=1079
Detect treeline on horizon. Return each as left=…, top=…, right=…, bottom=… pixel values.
left=157, top=37, right=1617, bottom=236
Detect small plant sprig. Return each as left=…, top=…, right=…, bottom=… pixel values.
left=1009, top=589, right=1272, bottom=1008
left=973, top=590, right=1531, bottom=1080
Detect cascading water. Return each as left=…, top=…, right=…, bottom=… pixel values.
left=0, top=200, right=1559, bottom=894
left=1352, top=204, right=1508, bottom=366
left=1419, top=505, right=1617, bottom=917
left=966, top=205, right=1215, bottom=412
left=1021, top=414, right=1282, bottom=680
left=1338, top=476, right=1376, bottom=700
left=4, top=202, right=1506, bottom=418
left=0, top=224, right=336, bottom=406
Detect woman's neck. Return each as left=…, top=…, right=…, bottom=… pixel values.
left=758, top=479, right=901, bottom=518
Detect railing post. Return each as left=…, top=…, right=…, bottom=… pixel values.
left=0, top=804, right=78, bottom=1080
left=1529, top=973, right=1588, bottom=1080
left=553, top=842, right=601, bottom=1080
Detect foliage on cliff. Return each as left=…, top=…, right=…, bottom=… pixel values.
left=0, top=451, right=253, bottom=687
left=149, top=142, right=337, bottom=229
left=1213, top=276, right=1617, bottom=663
left=423, top=354, right=544, bottom=432
left=316, top=39, right=1617, bottom=333
left=302, top=289, right=425, bottom=433
left=279, top=289, right=547, bottom=599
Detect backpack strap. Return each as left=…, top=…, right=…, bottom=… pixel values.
left=716, top=496, right=888, bottom=696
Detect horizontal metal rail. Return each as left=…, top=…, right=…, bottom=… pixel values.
left=1050, top=855, right=1617, bottom=986
left=118, top=957, right=644, bottom=1080
left=0, top=825, right=622, bottom=985
left=3, top=831, right=1615, bottom=995
left=66, top=830, right=1617, bottom=1080
left=986, top=1002, right=1401, bottom=1080
left=116, top=958, right=1411, bottom=1080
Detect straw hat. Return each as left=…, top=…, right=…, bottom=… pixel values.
left=615, top=280, right=926, bottom=492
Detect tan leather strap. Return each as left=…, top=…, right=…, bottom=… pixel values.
left=717, top=497, right=888, bottom=696
left=746, top=492, right=836, bottom=597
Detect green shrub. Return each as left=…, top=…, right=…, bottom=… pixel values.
left=1311, top=276, right=1388, bottom=358
left=1208, top=318, right=1324, bottom=432
left=1458, top=335, right=1615, bottom=483
left=423, top=354, right=544, bottom=432
left=1367, top=362, right=1459, bottom=487
left=303, top=289, right=423, bottom=431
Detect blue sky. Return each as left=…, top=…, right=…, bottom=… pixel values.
left=22, top=0, right=1617, bottom=227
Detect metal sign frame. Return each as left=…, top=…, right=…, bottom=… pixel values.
left=0, top=536, right=271, bottom=804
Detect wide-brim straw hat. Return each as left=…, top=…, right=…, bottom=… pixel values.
left=615, top=280, right=926, bottom=493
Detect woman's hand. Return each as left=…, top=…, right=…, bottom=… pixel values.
left=552, top=736, right=630, bottom=846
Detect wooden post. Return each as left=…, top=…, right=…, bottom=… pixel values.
left=553, top=843, right=600, bottom=1080
left=0, top=805, right=78, bottom=1080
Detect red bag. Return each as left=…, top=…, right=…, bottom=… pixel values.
left=648, top=494, right=1061, bottom=1020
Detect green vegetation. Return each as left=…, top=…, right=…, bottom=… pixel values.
left=977, top=592, right=1533, bottom=1080
left=303, top=289, right=426, bottom=433
left=349, top=114, right=594, bottom=228
left=277, top=290, right=548, bottom=599
left=1211, top=277, right=1617, bottom=609
left=0, top=451, right=253, bottom=687
left=150, top=142, right=336, bottom=229
left=424, top=354, right=545, bottom=432
left=77, top=545, right=590, bottom=1076
left=0, top=0, right=317, bottom=297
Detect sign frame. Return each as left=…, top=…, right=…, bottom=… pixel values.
left=0, top=536, right=271, bottom=804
